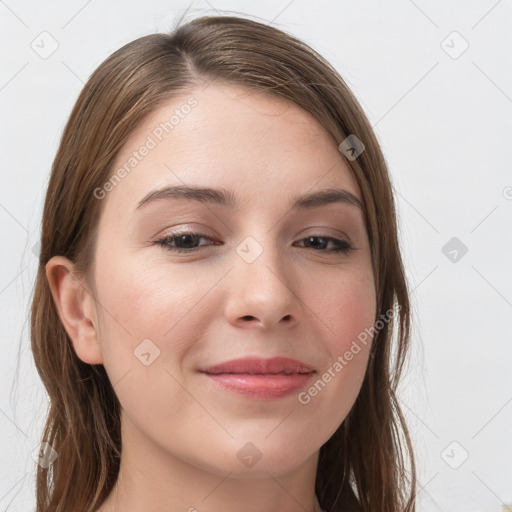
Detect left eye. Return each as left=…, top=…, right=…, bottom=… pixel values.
left=154, top=232, right=218, bottom=253
left=154, top=232, right=353, bottom=255
left=295, top=236, right=353, bottom=254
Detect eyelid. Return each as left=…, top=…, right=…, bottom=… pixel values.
left=154, top=226, right=351, bottom=243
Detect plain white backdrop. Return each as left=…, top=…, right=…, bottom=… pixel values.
left=1, top=1, right=511, bottom=511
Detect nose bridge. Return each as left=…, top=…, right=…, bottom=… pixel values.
left=238, top=233, right=293, bottom=293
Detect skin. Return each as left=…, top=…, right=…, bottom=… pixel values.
left=46, top=83, right=376, bottom=512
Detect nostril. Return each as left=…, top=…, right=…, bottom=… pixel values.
left=242, top=315, right=255, bottom=321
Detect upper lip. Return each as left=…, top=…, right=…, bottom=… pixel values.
left=198, top=356, right=315, bottom=375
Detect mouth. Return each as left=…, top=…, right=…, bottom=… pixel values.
left=198, top=356, right=316, bottom=399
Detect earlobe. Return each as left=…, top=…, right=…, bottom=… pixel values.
left=45, top=256, right=103, bottom=365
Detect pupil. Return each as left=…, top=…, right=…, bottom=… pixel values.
left=308, top=236, right=325, bottom=249
left=177, top=234, right=197, bottom=248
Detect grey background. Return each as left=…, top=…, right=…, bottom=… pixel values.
left=1, top=1, right=511, bottom=511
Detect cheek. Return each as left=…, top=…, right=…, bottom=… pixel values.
left=92, top=255, right=233, bottom=409
left=92, top=261, right=208, bottom=429
left=316, top=267, right=376, bottom=353
left=95, top=256, right=213, bottom=341
left=302, top=269, right=375, bottom=412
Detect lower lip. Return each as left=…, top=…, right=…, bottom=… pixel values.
left=201, top=372, right=315, bottom=399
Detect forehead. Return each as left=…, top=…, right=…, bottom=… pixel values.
left=101, top=83, right=361, bottom=218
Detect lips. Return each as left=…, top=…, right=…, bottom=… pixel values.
left=198, top=356, right=315, bottom=375
left=198, top=356, right=315, bottom=399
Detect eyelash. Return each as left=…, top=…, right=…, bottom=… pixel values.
left=153, top=231, right=353, bottom=255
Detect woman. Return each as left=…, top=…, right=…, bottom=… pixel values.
left=31, top=14, right=416, bottom=512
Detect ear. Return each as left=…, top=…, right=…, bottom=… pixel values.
left=45, top=255, right=103, bottom=364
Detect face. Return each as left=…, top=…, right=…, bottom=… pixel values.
left=87, top=83, right=376, bottom=477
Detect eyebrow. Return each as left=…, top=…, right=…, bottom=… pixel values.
left=136, top=185, right=363, bottom=211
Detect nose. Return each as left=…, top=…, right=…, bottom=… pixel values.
left=223, top=240, right=302, bottom=330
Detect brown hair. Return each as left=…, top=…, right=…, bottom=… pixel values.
left=31, top=14, right=416, bottom=512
